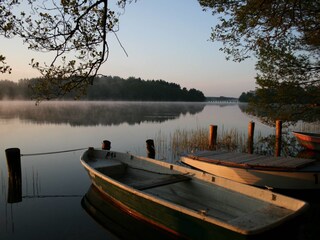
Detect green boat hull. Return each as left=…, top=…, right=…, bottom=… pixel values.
left=86, top=169, right=246, bottom=240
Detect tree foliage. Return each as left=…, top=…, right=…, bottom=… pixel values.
left=0, top=55, right=11, bottom=74
left=199, top=0, right=320, bottom=121
left=86, top=76, right=205, bottom=101
left=0, top=0, right=133, bottom=100
left=238, top=91, right=254, bottom=103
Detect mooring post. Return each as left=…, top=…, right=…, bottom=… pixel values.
left=102, top=140, right=111, bottom=150
left=5, top=148, right=22, bottom=203
left=275, top=120, right=282, bottom=157
left=248, top=121, right=255, bottom=154
left=146, top=139, right=155, bottom=159
left=209, top=125, right=218, bottom=150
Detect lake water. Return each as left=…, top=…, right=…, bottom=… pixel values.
left=0, top=101, right=319, bottom=240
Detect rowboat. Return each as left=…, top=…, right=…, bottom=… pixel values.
left=180, top=151, right=320, bottom=190
left=293, top=131, right=320, bottom=151
left=80, top=148, right=308, bottom=239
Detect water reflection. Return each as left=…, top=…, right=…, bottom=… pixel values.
left=82, top=185, right=178, bottom=240
left=2, top=101, right=319, bottom=239
left=296, top=150, right=320, bottom=160
left=0, top=101, right=205, bottom=126
left=1, top=151, right=111, bottom=240
left=238, top=102, right=320, bottom=126
left=81, top=184, right=316, bottom=240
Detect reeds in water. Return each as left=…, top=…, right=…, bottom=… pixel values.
left=154, top=123, right=316, bottom=162
left=155, top=127, right=249, bottom=162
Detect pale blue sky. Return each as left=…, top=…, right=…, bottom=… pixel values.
left=1, top=0, right=256, bottom=97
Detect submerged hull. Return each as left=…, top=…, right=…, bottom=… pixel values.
left=81, top=149, right=308, bottom=239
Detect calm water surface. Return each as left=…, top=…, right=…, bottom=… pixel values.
left=0, top=101, right=319, bottom=240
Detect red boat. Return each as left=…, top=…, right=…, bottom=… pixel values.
left=293, top=131, right=320, bottom=151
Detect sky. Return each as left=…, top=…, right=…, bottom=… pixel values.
left=0, top=0, right=257, bottom=97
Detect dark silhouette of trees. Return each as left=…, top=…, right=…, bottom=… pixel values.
left=0, top=76, right=206, bottom=102
left=239, top=91, right=255, bottom=103
left=85, top=76, right=205, bottom=101
left=238, top=89, right=320, bottom=123
left=0, top=79, right=33, bottom=99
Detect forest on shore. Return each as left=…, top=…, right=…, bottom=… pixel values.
left=0, top=76, right=206, bottom=101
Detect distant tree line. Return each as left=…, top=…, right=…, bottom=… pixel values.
left=239, top=87, right=318, bottom=105
left=206, top=96, right=238, bottom=102
left=239, top=88, right=319, bottom=123
left=0, top=79, right=32, bottom=99
left=0, top=76, right=206, bottom=101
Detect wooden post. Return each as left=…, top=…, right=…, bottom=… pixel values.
left=275, top=120, right=282, bottom=157
left=248, top=121, right=255, bottom=154
left=102, top=140, right=111, bottom=150
left=146, top=139, right=155, bottom=159
left=5, top=148, right=22, bottom=203
left=208, top=125, right=218, bottom=150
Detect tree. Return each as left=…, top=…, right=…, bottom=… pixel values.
left=199, top=0, right=320, bottom=122
left=0, top=0, right=133, bottom=100
left=239, top=91, right=255, bottom=103
left=0, top=55, right=11, bottom=74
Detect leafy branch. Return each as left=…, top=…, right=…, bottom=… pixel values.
left=1, top=0, right=135, bottom=100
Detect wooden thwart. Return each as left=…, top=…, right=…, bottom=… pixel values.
left=132, top=174, right=191, bottom=190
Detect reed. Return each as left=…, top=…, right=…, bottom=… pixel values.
left=293, top=121, right=320, bottom=133
left=154, top=123, right=317, bottom=161
left=155, top=127, right=251, bottom=161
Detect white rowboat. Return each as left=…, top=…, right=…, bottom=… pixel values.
left=181, top=150, right=320, bottom=190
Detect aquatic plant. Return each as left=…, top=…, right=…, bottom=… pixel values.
left=154, top=122, right=319, bottom=162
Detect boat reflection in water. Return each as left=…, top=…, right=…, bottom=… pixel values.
left=81, top=184, right=178, bottom=240
left=296, top=149, right=320, bottom=161
left=293, top=131, right=320, bottom=152
left=81, top=185, right=312, bottom=240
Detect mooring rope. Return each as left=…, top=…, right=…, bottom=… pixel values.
left=21, top=147, right=89, bottom=157
left=22, top=194, right=83, bottom=199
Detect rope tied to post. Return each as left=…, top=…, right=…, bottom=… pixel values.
left=20, top=147, right=89, bottom=157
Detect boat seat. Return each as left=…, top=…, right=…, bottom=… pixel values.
left=95, top=160, right=127, bottom=177
left=131, top=174, right=191, bottom=190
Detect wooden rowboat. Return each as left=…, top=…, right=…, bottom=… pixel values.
left=180, top=151, right=320, bottom=190
left=293, top=131, right=320, bottom=151
left=80, top=148, right=308, bottom=239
